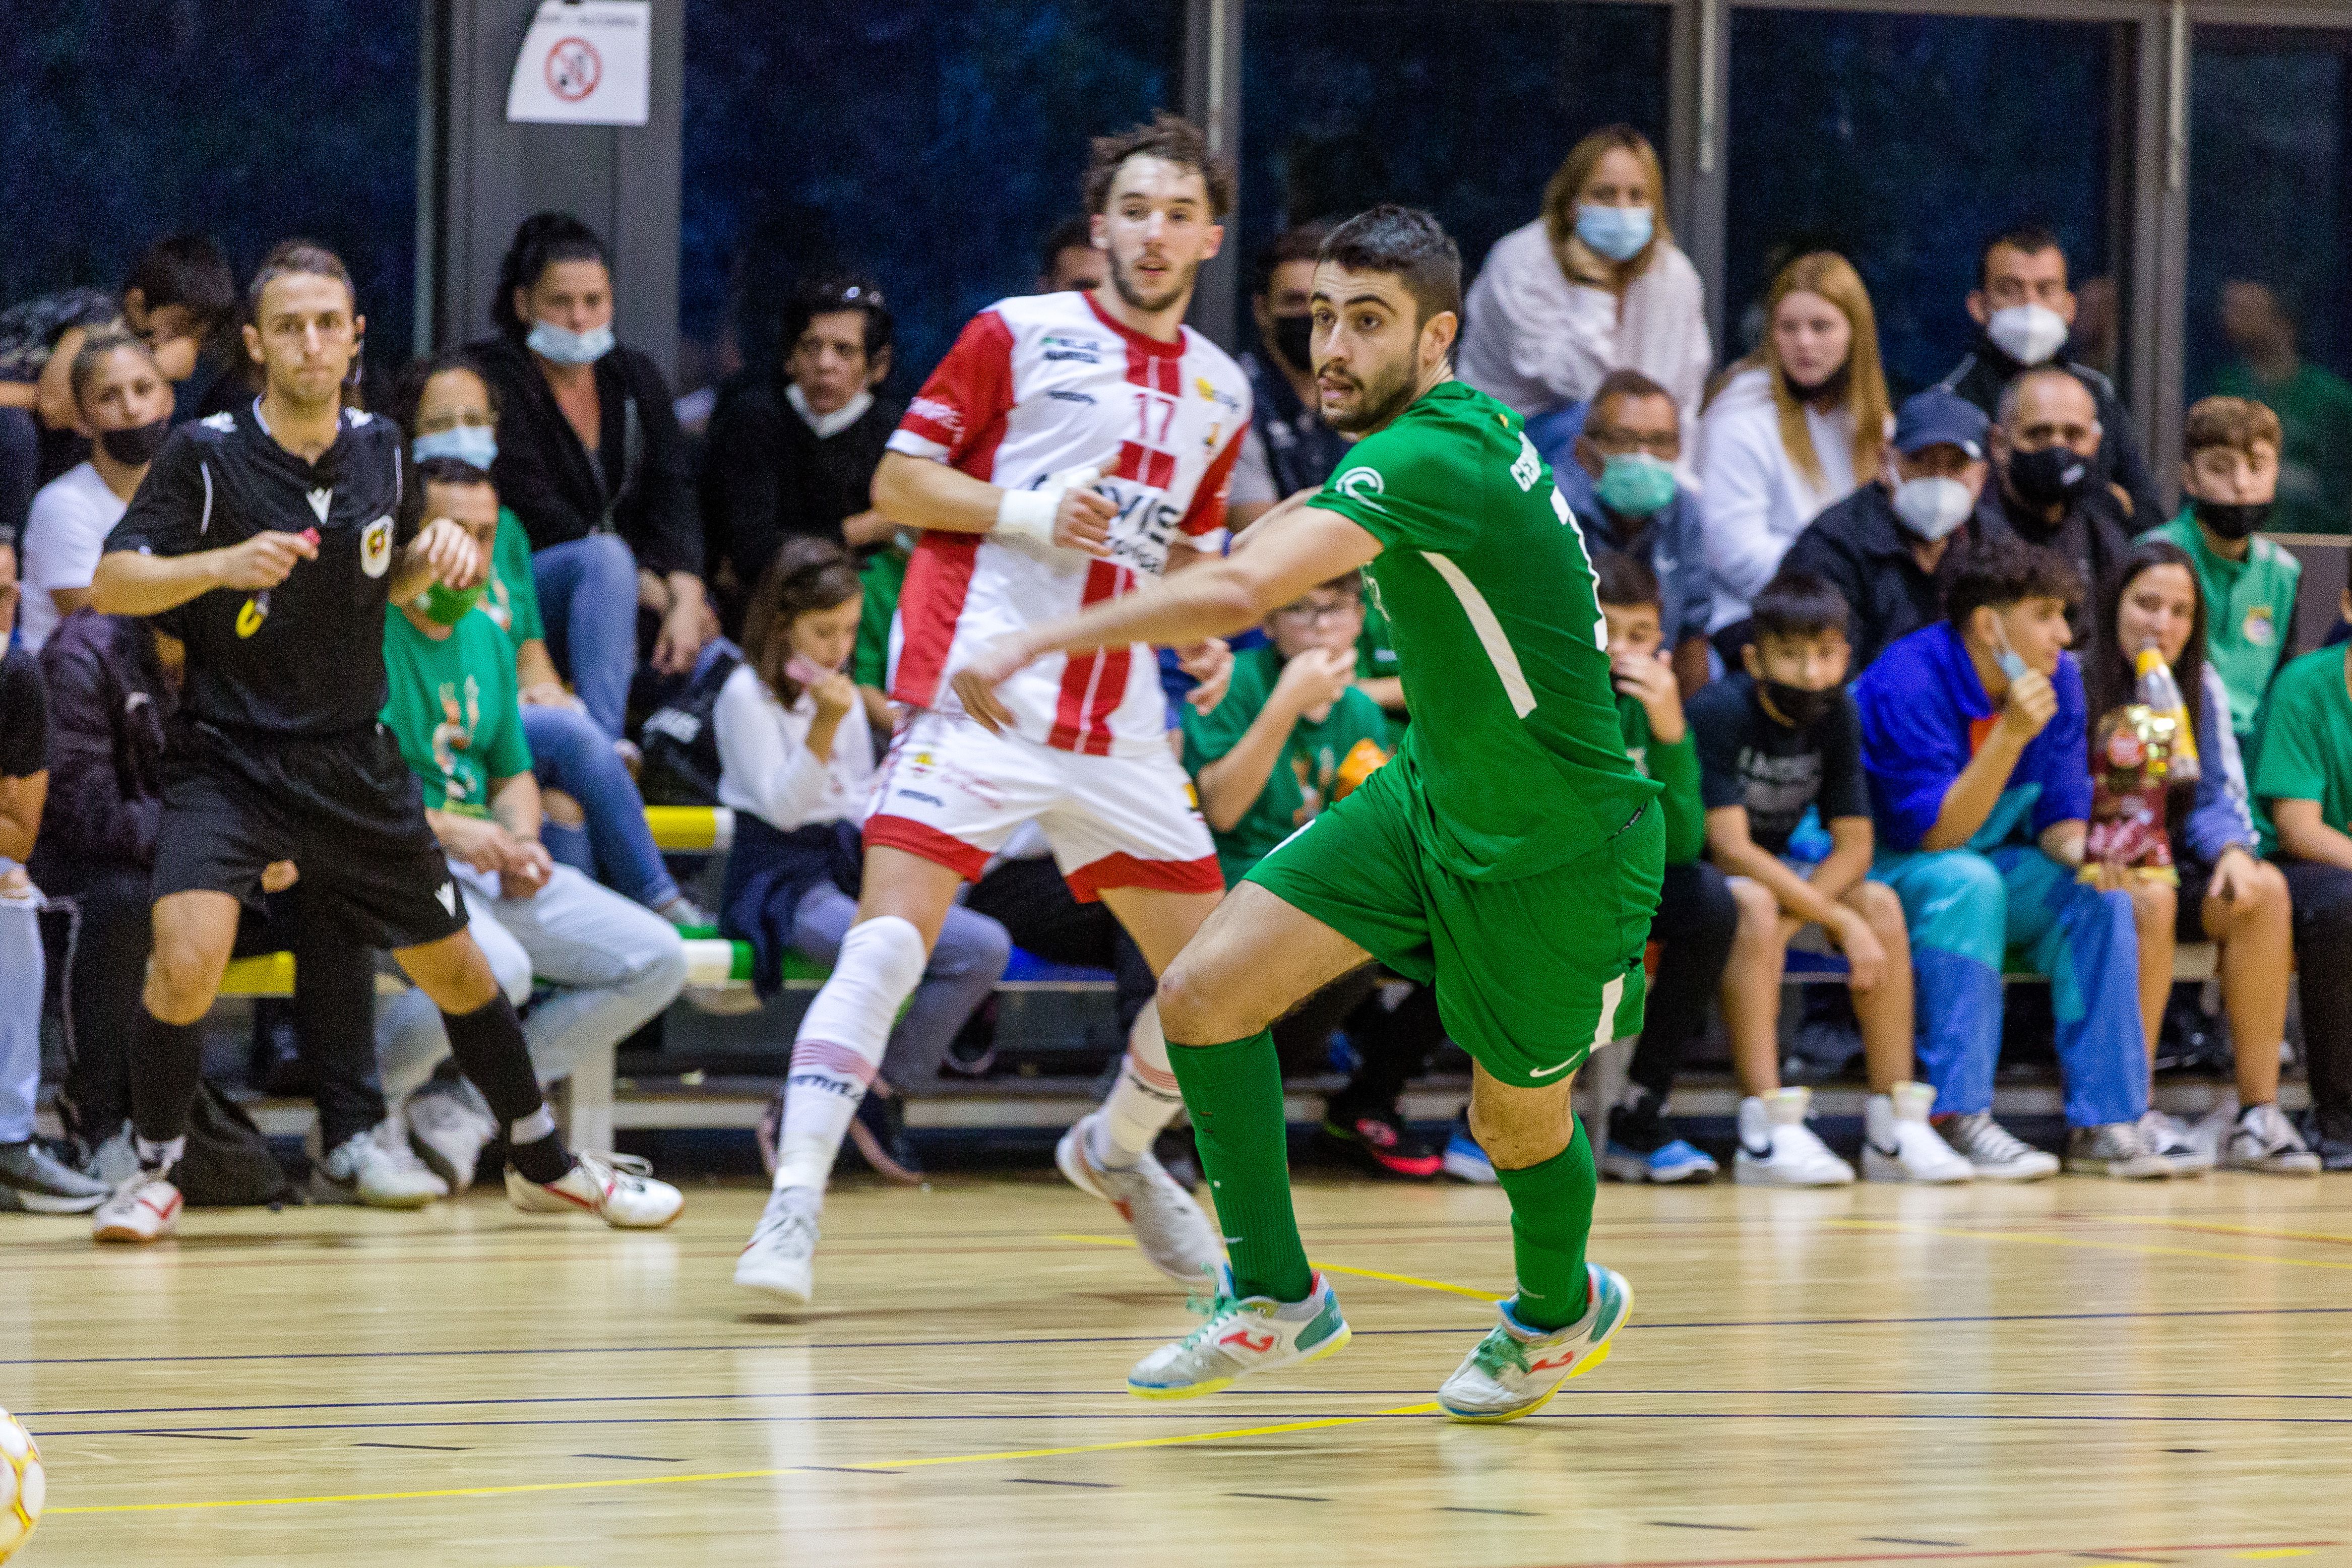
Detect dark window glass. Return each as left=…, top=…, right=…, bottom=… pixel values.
left=0, top=3, right=418, bottom=357
left=682, top=0, right=1183, bottom=395
left=2189, top=31, right=2352, bottom=535
left=1240, top=2, right=1668, bottom=306
left=1726, top=10, right=2120, bottom=398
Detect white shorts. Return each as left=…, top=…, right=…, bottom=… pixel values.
left=865, top=710, right=1221, bottom=902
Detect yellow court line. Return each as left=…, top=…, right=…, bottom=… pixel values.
left=1826, top=1217, right=2352, bottom=1272
left=45, top=1403, right=1444, bottom=1517
left=1050, top=1233, right=1501, bottom=1302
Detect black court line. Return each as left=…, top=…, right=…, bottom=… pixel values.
left=1649, top=1522, right=1759, bottom=1532
left=2164, top=1448, right=2210, bottom=1453
left=1441, top=1506, right=1541, bottom=1517
left=126, top=1431, right=247, bottom=1441
left=573, top=1453, right=685, bottom=1464
left=352, top=1441, right=469, bottom=1452
left=1228, top=1492, right=1330, bottom=1503
left=1862, top=1538, right=1970, bottom=1548
left=797, top=1465, right=904, bottom=1475
left=1005, top=1477, right=1117, bottom=1488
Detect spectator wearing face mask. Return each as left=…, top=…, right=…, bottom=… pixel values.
left=1458, top=126, right=1711, bottom=471
left=18, top=334, right=174, bottom=652
left=1936, top=225, right=2160, bottom=529
left=2149, top=397, right=2301, bottom=742
left=1554, top=369, right=1711, bottom=694
left=1228, top=224, right=1349, bottom=533
left=1781, top=388, right=2010, bottom=672
left=471, top=212, right=713, bottom=741
left=1699, top=252, right=1892, bottom=652
left=1977, top=365, right=2135, bottom=674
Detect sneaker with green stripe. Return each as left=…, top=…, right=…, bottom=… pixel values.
left=1127, top=1269, right=1350, bottom=1399
left=1438, top=1263, right=1632, bottom=1423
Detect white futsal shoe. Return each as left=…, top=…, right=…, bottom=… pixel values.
left=91, top=1168, right=182, bottom=1243
left=405, top=1082, right=499, bottom=1192
left=1127, top=1268, right=1350, bottom=1399
left=1058, top=1112, right=1221, bottom=1288
left=311, top=1120, right=449, bottom=1209
left=1732, top=1089, right=1855, bottom=1186
left=1438, top=1264, right=1633, bottom=1423
left=1861, top=1083, right=1974, bottom=1183
left=505, top=1150, right=684, bottom=1228
left=734, top=1186, right=823, bottom=1304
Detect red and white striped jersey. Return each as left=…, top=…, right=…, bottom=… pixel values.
left=885, top=290, right=1251, bottom=757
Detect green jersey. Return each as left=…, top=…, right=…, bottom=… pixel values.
left=853, top=545, right=909, bottom=690
left=478, top=505, right=546, bottom=649
left=1615, top=692, right=1705, bottom=866
left=382, top=608, right=532, bottom=818
left=2151, top=510, right=2299, bottom=739
left=1184, top=644, right=1392, bottom=886
left=1314, top=380, right=1658, bottom=881
left=2252, top=644, right=2352, bottom=854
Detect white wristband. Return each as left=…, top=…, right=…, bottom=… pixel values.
left=994, top=485, right=1061, bottom=546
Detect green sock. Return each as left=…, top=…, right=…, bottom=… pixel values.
left=1167, top=1031, right=1314, bottom=1303
left=1492, top=1117, right=1598, bottom=1331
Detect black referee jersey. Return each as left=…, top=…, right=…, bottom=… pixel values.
left=105, top=399, right=411, bottom=738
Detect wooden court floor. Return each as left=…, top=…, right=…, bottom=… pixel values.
left=6, top=1171, right=2351, bottom=1567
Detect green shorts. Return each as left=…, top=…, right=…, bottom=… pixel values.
left=1246, top=754, right=1663, bottom=1088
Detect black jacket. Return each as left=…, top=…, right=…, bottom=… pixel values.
left=1976, top=471, right=2136, bottom=672
left=700, top=374, right=904, bottom=588
left=1782, top=482, right=2013, bottom=672
left=30, top=609, right=173, bottom=882
left=1938, top=339, right=2163, bottom=529
left=470, top=335, right=702, bottom=579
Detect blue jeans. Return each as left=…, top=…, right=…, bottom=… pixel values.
left=524, top=703, right=679, bottom=910
left=532, top=533, right=638, bottom=740
left=0, top=888, right=41, bottom=1143
left=788, top=882, right=1010, bottom=1095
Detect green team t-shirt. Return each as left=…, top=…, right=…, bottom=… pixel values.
left=853, top=544, right=909, bottom=690
left=1184, top=644, right=1392, bottom=886
left=1314, top=379, right=1658, bottom=881
left=2252, top=644, right=2352, bottom=854
left=478, top=505, right=546, bottom=649
left=382, top=608, right=533, bottom=818
left=2150, top=510, right=2299, bottom=739
left=1615, top=692, right=1705, bottom=866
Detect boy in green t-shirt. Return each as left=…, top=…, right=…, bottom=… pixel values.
left=850, top=531, right=911, bottom=733
left=2150, top=397, right=2302, bottom=740
left=2252, top=591, right=2352, bottom=1167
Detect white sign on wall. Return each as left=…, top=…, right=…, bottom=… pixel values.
left=506, top=0, right=651, bottom=127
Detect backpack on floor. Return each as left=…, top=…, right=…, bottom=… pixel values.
left=175, top=1080, right=297, bottom=1208
left=637, top=641, right=742, bottom=806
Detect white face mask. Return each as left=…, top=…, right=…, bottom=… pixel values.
left=1891, top=474, right=1976, bottom=542
left=1985, top=302, right=2069, bottom=367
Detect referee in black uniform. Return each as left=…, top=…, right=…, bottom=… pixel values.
left=87, top=241, right=680, bottom=1240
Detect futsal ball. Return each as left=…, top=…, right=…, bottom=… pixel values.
left=0, top=1409, right=42, bottom=1563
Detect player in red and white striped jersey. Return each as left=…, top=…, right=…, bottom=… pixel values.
left=737, top=115, right=1254, bottom=1307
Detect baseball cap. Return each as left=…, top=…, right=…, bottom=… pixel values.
left=1893, top=388, right=1989, bottom=458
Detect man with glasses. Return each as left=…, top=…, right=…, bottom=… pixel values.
left=1554, top=369, right=1710, bottom=695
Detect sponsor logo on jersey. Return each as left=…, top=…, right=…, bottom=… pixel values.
left=1334, top=465, right=1386, bottom=509
left=361, top=516, right=393, bottom=578
left=1510, top=432, right=1542, bottom=491
left=1041, top=334, right=1106, bottom=363
left=1047, top=389, right=1097, bottom=405
left=908, top=396, right=964, bottom=437
left=1042, top=348, right=1100, bottom=364
left=1195, top=376, right=1243, bottom=414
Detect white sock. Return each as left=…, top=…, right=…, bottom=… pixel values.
left=774, top=916, right=928, bottom=1194
left=1090, top=1000, right=1185, bottom=1170
left=510, top=1105, right=558, bottom=1146
left=134, top=1134, right=185, bottom=1174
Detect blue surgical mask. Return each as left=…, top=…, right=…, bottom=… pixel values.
left=526, top=319, right=615, bottom=365
left=1575, top=204, right=1654, bottom=264
left=1592, top=452, right=1677, bottom=519
left=412, top=426, right=498, bottom=469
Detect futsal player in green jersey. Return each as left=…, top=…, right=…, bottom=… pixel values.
left=953, top=206, right=1661, bottom=1422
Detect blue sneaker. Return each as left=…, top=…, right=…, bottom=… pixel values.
left=1600, top=1137, right=1718, bottom=1184
left=1441, top=1118, right=1495, bottom=1184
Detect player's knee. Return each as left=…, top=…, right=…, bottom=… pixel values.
left=1156, top=954, right=1240, bottom=1045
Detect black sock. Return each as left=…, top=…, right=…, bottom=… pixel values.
left=509, top=1133, right=573, bottom=1184
left=130, top=1011, right=208, bottom=1147
left=440, top=995, right=551, bottom=1128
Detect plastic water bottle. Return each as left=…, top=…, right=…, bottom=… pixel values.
left=2133, top=647, right=2200, bottom=784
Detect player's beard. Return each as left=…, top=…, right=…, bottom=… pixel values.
left=1321, top=353, right=1419, bottom=435
left=1108, top=246, right=1196, bottom=316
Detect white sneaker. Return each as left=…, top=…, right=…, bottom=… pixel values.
left=2066, top=1120, right=2174, bottom=1178
left=505, top=1150, right=685, bottom=1228
left=311, top=1121, right=450, bottom=1210
left=2225, top=1103, right=2322, bottom=1175
left=1862, top=1083, right=1973, bottom=1183
left=1732, top=1090, right=1854, bottom=1186
left=1438, top=1264, right=1633, bottom=1423
left=1058, top=1112, right=1221, bottom=1289
left=2139, top=1109, right=2211, bottom=1176
left=91, top=1169, right=182, bottom=1243
left=1127, top=1268, right=1350, bottom=1399
left=1937, top=1110, right=2060, bottom=1181
left=406, top=1085, right=498, bottom=1193
left=735, top=1185, right=822, bottom=1303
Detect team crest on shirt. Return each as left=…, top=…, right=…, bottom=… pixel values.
left=2244, top=605, right=2275, bottom=647
left=1334, top=466, right=1386, bottom=509
left=361, top=517, right=393, bottom=578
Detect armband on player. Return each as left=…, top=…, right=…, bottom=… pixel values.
left=995, top=458, right=1110, bottom=547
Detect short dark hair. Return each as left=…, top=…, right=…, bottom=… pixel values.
left=493, top=212, right=609, bottom=337
left=398, top=455, right=495, bottom=540
left=1319, top=205, right=1462, bottom=329
left=123, top=233, right=236, bottom=335
left=393, top=347, right=501, bottom=443
left=1253, top=222, right=1334, bottom=299
left=1588, top=367, right=1675, bottom=428
left=1978, top=222, right=2065, bottom=291
left=246, top=239, right=354, bottom=316
left=1942, top=535, right=2084, bottom=629
left=1752, top=569, right=1850, bottom=642
left=1591, top=548, right=1660, bottom=611
left=1083, top=113, right=1234, bottom=221
left=783, top=273, right=893, bottom=363
left=1038, top=216, right=1095, bottom=282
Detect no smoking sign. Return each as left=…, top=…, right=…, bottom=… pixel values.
left=507, top=1, right=649, bottom=126
left=544, top=36, right=602, bottom=102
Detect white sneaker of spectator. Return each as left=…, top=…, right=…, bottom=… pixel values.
left=2137, top=1108, right=2211, bottom=1176
left=1860, top=1082, right=1973, bottom=1183
left=310, top=1120, right=450, bottom=1209
left=1936, top=1110, right=2060, bottom=1181
left=2065, top=1119, right=2174, bottom=1178
left=91, top=1168, right=182, bottom=1243
left=1732, top=1088, right=1854, bottom=1186
left=2222, top=1102, right=2322, bottom=1175
left=406, top=1083, right=500, bottom=1192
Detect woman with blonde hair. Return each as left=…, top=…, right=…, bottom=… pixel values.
left=1699, top=251, right=1891, bottom=638
left=1458, top=125, right=1712, bottom=456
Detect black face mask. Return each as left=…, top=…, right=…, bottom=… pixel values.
left=2006, top=444, right=2091, bottom=510
left=1760, top=678, right=1836, bottom=729
left=98, top=417, right=172, bottom=467
left=2194, top=497, right=2273, bottom=541
left=1271, top=312, right=1315, bottom=375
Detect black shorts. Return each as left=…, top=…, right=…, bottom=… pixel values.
left=152, top=719, right=469, bottom=951
left=2177, top=857, right=2214, bottom=943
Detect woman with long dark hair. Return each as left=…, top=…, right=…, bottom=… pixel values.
left=2085, top=539, right=2314, bottom=1172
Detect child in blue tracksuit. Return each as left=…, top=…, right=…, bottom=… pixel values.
left=1854, top=536, right=2170, bottom=1178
